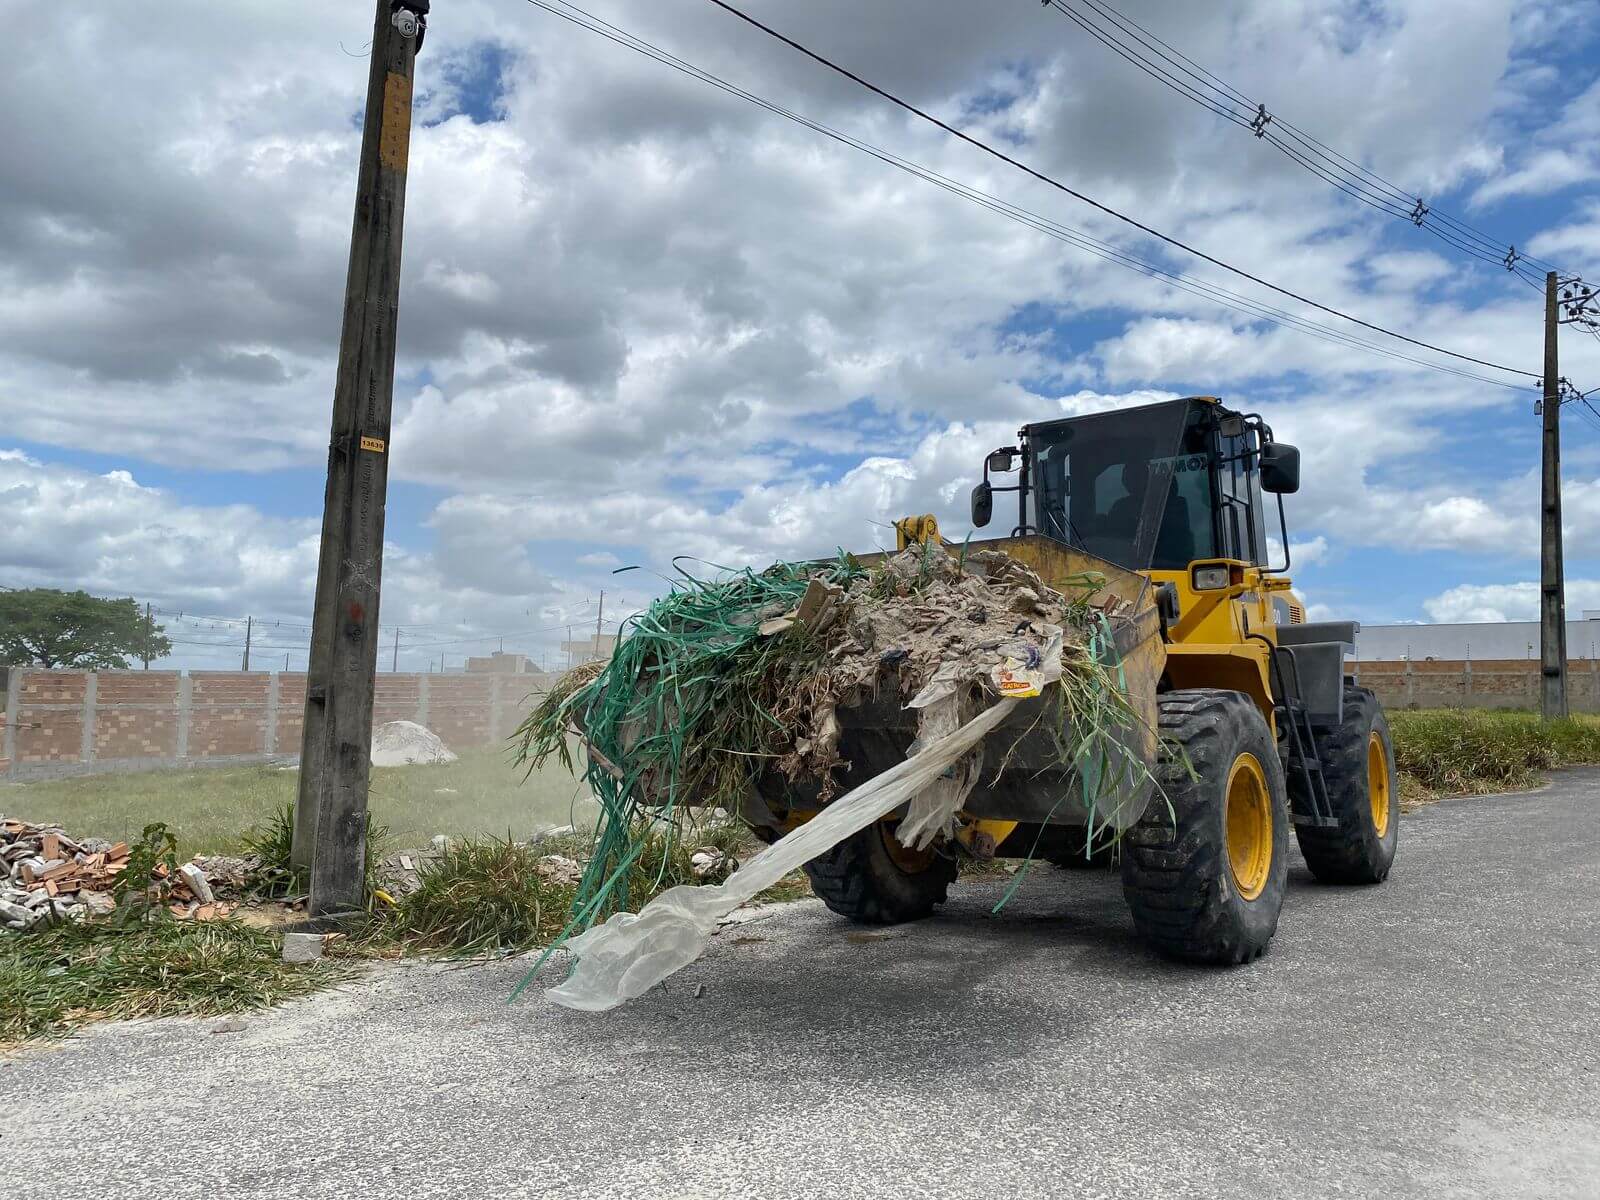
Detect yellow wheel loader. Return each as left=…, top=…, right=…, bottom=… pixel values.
left=749, top=395, right=1397, bottom=964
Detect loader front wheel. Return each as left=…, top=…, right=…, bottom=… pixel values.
left=802, top=822, right=958, bottom=925
left=1122, top=689, right=1289, bottom=964
left=1291, top=688, right=1398, bottom=884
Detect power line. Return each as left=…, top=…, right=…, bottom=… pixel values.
left=402, top=616, right=616, bottom=650
left=516, top=0, right=1529, bottom=391
left=1047, top=0, right=1549, bottom=284
left=702, top=0, right=1539, bottom=382
left=1043, top=0, right=1576, bottom=284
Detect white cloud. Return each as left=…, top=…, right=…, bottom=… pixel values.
left=1, top=0, right=1598, bottom=637
left=0, top=451, right=581, bottom=671
left=1424, top=579, right=1600, bottom=623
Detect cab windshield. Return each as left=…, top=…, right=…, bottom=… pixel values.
left=1026, top=400, right=1264, bottom=570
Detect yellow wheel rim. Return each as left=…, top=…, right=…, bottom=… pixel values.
left=1225, top=752, right=1273, bottom=901
left=1368, top=731, right=1392, bottom=839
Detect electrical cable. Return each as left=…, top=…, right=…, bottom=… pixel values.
left=701, top=0, right=1538, bottom=380
left=516, top=0, right=1532, bottom=390
left=1045, top=0, right=1579, bottom=280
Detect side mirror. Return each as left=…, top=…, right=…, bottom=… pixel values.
left=970, top=481, right=993, bottom=528
left=986, top=449, right=1016, bottom=473
left=1260, top=441, right=1300, bottom=494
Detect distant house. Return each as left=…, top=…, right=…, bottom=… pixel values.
left=465, top=651, right=534, bottom=674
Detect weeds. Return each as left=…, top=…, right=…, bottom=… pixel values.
left=0, top=918, right=339, bottom=1048
left=1391, top=709, right=1600, bottom=805
left=380, top=839, right=575, bottom=954
left=379, top=820, right=756, bottom=954
left=240, top=802, right=390, bottom=903
left=111, top=822, right=182, bottom=924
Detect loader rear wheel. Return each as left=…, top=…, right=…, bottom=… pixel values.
left=802, top=821, right=958, bottom=925
left=1292, top=688, right=1398, bottom=884
left=1122, top=689, right=1289, bottom=964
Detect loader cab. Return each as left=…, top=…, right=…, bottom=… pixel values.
left=972, top=396, right=1299, bottom=574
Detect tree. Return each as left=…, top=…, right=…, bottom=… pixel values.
left=0, top=589, right=171, bottom=670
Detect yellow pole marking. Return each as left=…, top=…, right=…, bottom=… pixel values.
left=379, top=72, right=413, bottom=172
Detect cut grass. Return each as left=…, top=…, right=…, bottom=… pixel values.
left=2, top=748, right=599, bottom=858
left=1391, top=708, right=1600, bottom=807
left=0, top=918, right=341, bottom=1050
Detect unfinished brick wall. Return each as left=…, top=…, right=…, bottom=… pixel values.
left=188, top=673, right=272, bottom=758
left=1, top=668, right=556, bottom=781
left=93, top=672, right=180, bottom=759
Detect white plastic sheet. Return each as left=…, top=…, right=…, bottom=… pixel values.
left=544, top=697, right=1021, bottom=1012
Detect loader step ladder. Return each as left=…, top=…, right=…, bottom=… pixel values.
left=1261, top=642, right=1340, bottom=830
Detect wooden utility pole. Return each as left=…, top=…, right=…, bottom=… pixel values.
left=593, top=591, right=605, bottom=661
left=392, top=627, right=400, bottom=672
left=1540, top=271, right=1568, bottom=720
left=242, top=616, right=253, bottom=672
left=291, top=0, right=429, bottom=914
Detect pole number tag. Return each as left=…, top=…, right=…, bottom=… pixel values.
left=360, top=436, right=387, bottom=453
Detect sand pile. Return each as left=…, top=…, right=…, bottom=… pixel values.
left=370, top=720, right=458, bottom=767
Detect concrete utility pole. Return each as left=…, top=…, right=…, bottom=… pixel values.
left=142, top=603, right=152, bottom=670
left=392, top=627, right=400, bottom=672
left=593, top=591, right=605, bottom=662
left=292, top=0, right=429, bottom=913
left=242, top=616, right=253, bottom=672
left=1540, top=270, right=1568, bottom=720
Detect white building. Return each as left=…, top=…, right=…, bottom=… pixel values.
left=1356, top=612, right=1600, bottom=661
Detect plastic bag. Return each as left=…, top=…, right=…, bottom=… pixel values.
left=544, top=697, right=1021, bottom=1011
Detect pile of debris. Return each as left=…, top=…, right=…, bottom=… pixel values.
left=371, top=720, right=458, bottom=767
left=763, top=545, right=1128, bottom=791
left=1, top=818, right=129, bottom=930
left=0, top=818, right=250, bottom=931
left=516, top=541, right=1138, bottom=929
left=160, top=858, right=242, bottom=922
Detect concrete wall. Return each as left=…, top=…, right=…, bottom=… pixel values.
left=0, top=668, right=557, bottom=781
left=1351, top=659, right=1600, bottom=713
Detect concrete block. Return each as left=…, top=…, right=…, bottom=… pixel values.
left=0, top=898, right=31, bottom=924
left=178, top=862, right=214, bottom=904
left=282, top=931, right=325, bottom=962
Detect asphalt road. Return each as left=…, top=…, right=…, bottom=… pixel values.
left=6, top=771, right=1599, bottom=1199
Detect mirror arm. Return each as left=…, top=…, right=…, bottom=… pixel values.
left=1263, top=491, right=1291, bottom=574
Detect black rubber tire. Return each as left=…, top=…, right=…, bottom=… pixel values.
left=1292, top=688, right=1399, bottom=884
left=1122, top=689, right=1290, bottom=964
left=802, top=823, right=958, bottom=925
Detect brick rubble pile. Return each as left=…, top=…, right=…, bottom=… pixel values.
left=1, top=817, right=129, bottom=930
left=1, top=817, right=239, bottom=931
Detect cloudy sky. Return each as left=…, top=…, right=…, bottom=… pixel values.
left=4, top=0, right=1600, bottom=671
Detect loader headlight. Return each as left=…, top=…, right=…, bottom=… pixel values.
left=1191, top=564, right=1232, bottom=591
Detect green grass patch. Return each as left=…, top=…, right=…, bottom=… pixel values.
left=0, top=919, right=340, bottom=1049
left=1391, top=709, right=1600, bottom=804
left=376, top=819, right=807, bottom=955
left=3, top=748, right=598, bottom=858
left=377, top=839, right=578, bottom=953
